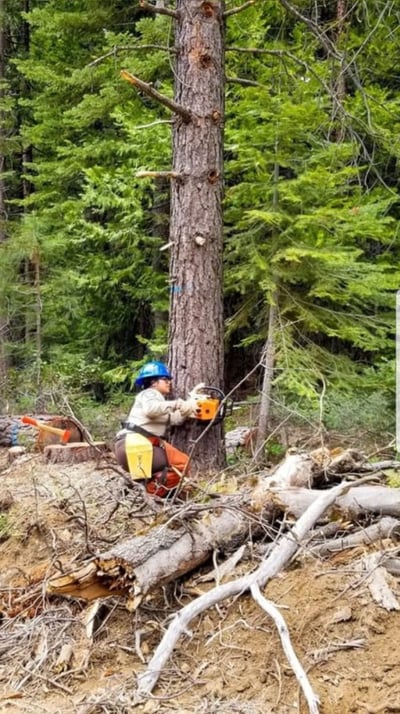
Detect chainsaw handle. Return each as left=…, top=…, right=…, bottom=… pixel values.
left=197, top=386, right=225, bottom=399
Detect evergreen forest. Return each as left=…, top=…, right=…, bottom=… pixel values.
left=1, top=0, right=399, bottom=442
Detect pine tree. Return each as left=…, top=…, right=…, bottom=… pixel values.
left=224, top=0, right=400, bottom=415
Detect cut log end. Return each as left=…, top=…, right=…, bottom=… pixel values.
left=43, top=442, right=110, bottom=464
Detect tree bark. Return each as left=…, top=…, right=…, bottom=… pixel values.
left=168, top=0, right=225, bottom=471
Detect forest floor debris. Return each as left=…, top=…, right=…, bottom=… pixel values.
left=0, top=448, right=400, bottom=713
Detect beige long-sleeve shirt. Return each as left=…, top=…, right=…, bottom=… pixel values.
left=117, top=388, right=184, bottom=438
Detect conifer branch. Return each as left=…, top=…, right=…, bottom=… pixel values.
left=226, top=47, right=332, bottom=94
left=276, top=0, right=389, bottom=140
left=139, top=0, right=178, bottom=18
left=120, top=70, right=192, bottom=123
left=224, top=0, right=256, bottom=18
left=87, top=45, right=175, bottom=68
left=225, top=45, right=382, bottom=157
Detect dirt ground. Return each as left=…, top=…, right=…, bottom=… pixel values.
left=0, top=448, right=400, bottom=714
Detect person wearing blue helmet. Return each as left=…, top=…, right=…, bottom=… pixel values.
left=114, top=361, right=203, bottom=496
left=134, top=360, right=172, bottom=388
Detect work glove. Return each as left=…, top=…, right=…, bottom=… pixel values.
left=188, top=382, right=206, bottom=399
left=173, top=397, right=198, bottom=418
left=169, top=410, right=185, bottom=426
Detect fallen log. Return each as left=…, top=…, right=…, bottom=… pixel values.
left=47, top=480, right=400, bottom=604
left=267, top=484, right=400, bottom=519
left=308, top=516, right=400, bottom=558
left=47, top=495, right=266, bottom=602
left=265, top=447, right=400, bottom=489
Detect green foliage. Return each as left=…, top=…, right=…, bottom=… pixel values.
left=3, top=0, right=173, bottom=395
left=1, top=0, right=399, bottom=432
left=224, top=1, right=399, bottom=408
left=322, top=391, right=394, bottom=435
left=264, top=438, right=286, bottom=462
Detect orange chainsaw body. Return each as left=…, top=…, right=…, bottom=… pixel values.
left=193, top=387, right=231, bottom=424
left=195, top=397, right=221, bottom=421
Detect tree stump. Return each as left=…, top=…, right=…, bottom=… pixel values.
left=0, top=415, right=85, bottom=449
left=43, top=441, right=110, bottom=464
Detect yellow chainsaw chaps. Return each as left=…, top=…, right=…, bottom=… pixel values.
left=125, top=432, right=153, bottom=480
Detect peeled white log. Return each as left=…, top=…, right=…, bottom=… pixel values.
left=269, top=485, right=400, bottom=519
left=251, top=584, right=320, bottom=714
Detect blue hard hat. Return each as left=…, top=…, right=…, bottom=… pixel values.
left=134, top=361, right=172, bottom=387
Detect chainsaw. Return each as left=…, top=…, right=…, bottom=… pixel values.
left=192, top=387, right=232, bottom=425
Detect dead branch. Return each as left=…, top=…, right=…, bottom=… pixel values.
left=277, top=0, right=341, bottom=60
left=357, top=460, right=400, bottom=472
left=308, top=517, right=400, bottom=558
left=137, top=479, right=359, bottom=698
left=136, top=170, right=182, bottom=180
left=224, top=0, right=256, bottom=17
left=308, top=639, right=365, bottom=662
left=251, top=583, right=320, bottom=714
left=358, top=552, right=400, bottom=611
left=120, top=70, right=192, bottom=123
left=135, top=119, right=173, bottom=130
left=226, top=76, right=266, bottom=88
left=139, top=0, right=178, bottom=18
left=87, top=45, right=175, bottom=68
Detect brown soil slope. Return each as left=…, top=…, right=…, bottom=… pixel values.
left=0, top=451, right=399, bottom=714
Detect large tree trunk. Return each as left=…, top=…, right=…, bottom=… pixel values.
left=168, top=0, right=225, bottom=472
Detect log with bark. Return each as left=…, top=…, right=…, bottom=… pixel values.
left=47, top=472, right=400, bottom=605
